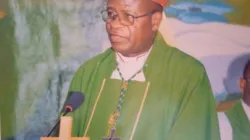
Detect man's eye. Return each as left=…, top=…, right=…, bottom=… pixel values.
left=107, top=11, right=115, bottom=16
left=107, top=11, right=118, bottom=20
left=127, top=15, right=134, bottom=22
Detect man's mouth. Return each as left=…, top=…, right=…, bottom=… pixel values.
left=109, top=34, right=128, bottom=43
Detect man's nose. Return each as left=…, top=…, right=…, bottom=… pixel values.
left=110, top=17, right=125, bottom=29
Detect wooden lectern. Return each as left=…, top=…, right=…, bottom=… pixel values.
left=40, top=116, right=89, bottom=140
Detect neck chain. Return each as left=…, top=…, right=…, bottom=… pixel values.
left=107, top=62, right=147, bottom=136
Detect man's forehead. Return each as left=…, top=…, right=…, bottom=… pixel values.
left=122, top=0, right=139, bottom=5
left=107, top=0, right=141, bottom=5
left=107, top=0, right=149, bottom=11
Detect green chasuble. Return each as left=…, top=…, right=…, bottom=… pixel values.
left=226, top=100, right=250, bottom=140
left=62, top=33, right=220, bottom=140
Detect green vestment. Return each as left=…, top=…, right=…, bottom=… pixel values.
left=62, top=33, right=220, bottom=140
left=226, top=100, right=250, bottom=140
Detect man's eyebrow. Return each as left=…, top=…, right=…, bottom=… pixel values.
left=123, top=9, right=138, bottom=15
left=107, top=6, right=116, bottom=10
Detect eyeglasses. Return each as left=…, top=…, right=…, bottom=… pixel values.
left=101, top=10, right=159, bottom=26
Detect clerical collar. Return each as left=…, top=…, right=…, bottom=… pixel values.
left=116, top=46, right=153, bottom=64
left=111, top=46, right=152, bottom=81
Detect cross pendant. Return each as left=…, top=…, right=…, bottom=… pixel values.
left=102, top=128, right=120, bottom=140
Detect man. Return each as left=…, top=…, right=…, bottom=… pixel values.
left=61, top=0, right=220, bottom=139
left=217, top=60, right=250, bottom=140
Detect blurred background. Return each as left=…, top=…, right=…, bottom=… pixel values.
left=0, top=0, right=250, bottom=139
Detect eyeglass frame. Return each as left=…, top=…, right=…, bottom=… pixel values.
left=100, top=9, right=161, bottom=26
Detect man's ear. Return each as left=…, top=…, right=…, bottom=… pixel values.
left=152, top=12, right=162, bottom=31
left=239, top=77, right=246, bottom=92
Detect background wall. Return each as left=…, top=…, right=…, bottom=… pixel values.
left=0, top=0, right=250, bottom=139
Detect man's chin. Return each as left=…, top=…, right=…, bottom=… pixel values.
left=111, top=43, right=130, bottom=54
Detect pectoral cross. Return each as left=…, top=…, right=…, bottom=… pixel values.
left=102, top=128, right=120, bottom=140
left=102, top=112, right=121, bottom=140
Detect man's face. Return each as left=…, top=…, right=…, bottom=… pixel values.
left=105, top=0, right=157, bottom=56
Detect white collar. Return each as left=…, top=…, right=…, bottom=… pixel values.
left=116, top=46, right=152, bottom=64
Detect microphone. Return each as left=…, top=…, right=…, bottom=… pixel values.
left=46, top=92, right=85, bottom=137
left=62, top=92, right=85, bottom=115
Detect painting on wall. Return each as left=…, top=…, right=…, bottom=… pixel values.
left=158, top=0, right=250, bottom=102
left=159, top=1, right=250, bottom=140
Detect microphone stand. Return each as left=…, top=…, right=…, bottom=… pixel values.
left=46, top=110, right=69, bottom=137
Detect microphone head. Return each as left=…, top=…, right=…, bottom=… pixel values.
left=64, top=92, right=85, bottom=112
